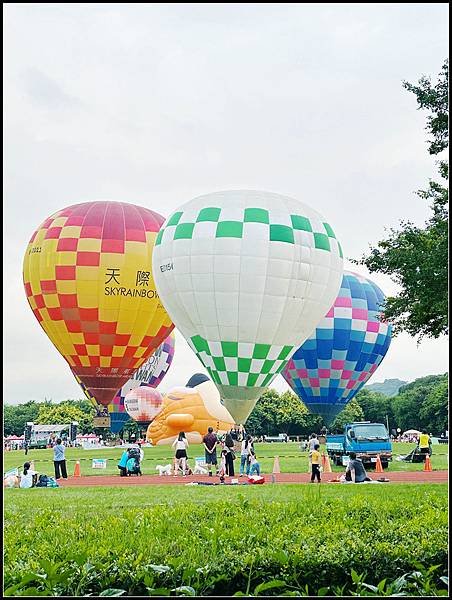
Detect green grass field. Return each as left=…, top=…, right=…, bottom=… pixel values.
left=4, top=441, right=448, bottom=477
left=4, top=483, right=448, bottom=596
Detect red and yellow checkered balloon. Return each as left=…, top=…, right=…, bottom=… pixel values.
left=23, top=201, right=174, bottom=406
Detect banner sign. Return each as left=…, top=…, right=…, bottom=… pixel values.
left=92, top=459, right=107, bottom=469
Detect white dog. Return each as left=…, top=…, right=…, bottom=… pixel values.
left=156, top=464, right=172, bottom=476
left=193, top=463, right=208, bottom=475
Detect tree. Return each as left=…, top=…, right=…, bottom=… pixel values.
left=36, top=402, right=94, bottom=434
left=122, top=418, right=140, bottom=440
left=245, top=389, right=280, bottom=436
left=329, top=398, right=365, bottom=432
left=354, top=389, right=395, bottom=430
left=402, top=60, right=448, bottom=156
left=391, top=374, right=447, bottom=433
left=274, top=390, right=310, bottom=435
left=3, top=401, right=40, bottom=436
left=355, top=60, right=448, bottom=340
left=245, top=388, right=323, bottom=437
left=419, top=379, right=448, bottom=434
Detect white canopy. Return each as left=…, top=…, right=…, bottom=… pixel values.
left=31, top=424, right=69, bottom=433
left=402, top=429, right=421, bottom=435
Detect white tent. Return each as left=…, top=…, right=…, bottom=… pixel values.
left=403, top=429, right=421, bottom=435
left=32, top=424, right=68, bottom=433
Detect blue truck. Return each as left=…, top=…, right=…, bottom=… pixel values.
left=326, top=422, right=392, bottom=468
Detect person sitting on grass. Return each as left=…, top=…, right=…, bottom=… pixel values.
left=345, top=452, right=372, bottom=483
left=19, top=462, right=37, bottom=489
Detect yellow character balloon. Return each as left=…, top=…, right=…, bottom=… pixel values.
left=146, top=375, right=235, bottom=445
left=23, top=201, right=174, bottom=406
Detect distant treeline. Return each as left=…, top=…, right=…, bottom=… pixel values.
left=245, top=373, right=448, bottom=436
left=4, top=374, right=448, bottom=438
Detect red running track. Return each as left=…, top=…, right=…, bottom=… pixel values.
left=58, top=470, right=448, bottom=487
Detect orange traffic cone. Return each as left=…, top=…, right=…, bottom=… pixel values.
left=424, top=454, right=432, bottom=472
left=375, top=455, right=384, bottom=473
left=322, top=452, right=332, bottom=473
left=73, top=460, right=81, bottom=477
left=272, top=455, right=281, bottom=474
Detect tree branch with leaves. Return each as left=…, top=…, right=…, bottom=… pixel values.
left=355, top=60, right=448, bottom=340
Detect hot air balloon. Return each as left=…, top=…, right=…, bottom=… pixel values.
left=75, top=373, right=130, bottom=433
left=124, top=386, right=163, bottom=428
left=281, top=271, right=392, bottom=425
left=23, top=201, right=174, bottom=406
left=152, top=190, right=343, bottom=422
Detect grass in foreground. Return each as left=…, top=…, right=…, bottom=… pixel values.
left=4, top=483, right=448, bottom=596
left=3, top=441, right=449, bottom=478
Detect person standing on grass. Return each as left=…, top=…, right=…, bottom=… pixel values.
left=219, top=448, right=227, bottom=477
left=418, top=430, right=432, bottom=456
left=310, top=443, right=321, bottom=483
left=137, top=441, right=144, bottom=463
left=53, top=438, right=68, bottom=480
left=223, top=432, right=235, bottom=476
left=239, top=435, right=252, bottom=476
left=203, top=426, right=218, bottom=477
left=172, top=432, right=189, bottom=477
left=308, top=433, right=319, bottom=469
left=248, top=450, right=261, bottom=476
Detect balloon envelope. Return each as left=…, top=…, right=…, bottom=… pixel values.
left=23, top=201, right=174, bottom=406
left=77, top=331, right=175, bottom=432
left=124, top=386, right=163, bottom=426
left=75, top=374, right=131, bottom=433
left=128, top=330, right=175, bottom=389
left=281, top=271, right=392, bottom=425
left=152, top=190, right=343, bottom=422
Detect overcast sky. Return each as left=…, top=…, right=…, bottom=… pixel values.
left=4, top=3, right=449, bottom=405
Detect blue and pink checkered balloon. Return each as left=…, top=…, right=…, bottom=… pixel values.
left=281, top=271, right=392, bottom=425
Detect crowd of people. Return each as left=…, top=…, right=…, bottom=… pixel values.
left=6, top=427, right=440, bottom=488
left=167, top=427, right=261, bottom=479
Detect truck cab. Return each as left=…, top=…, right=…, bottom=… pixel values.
left=326, top=422, right=392, bottom=468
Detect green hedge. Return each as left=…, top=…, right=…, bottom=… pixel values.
left=4, top=484, right=448, bottom=596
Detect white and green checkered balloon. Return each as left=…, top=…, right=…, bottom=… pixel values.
left=153, top=190, right=344, bottom=422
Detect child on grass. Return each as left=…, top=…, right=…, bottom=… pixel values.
left=310, top=443, right=321, bottom=483
left=248, top=452, right=261, bottom=476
